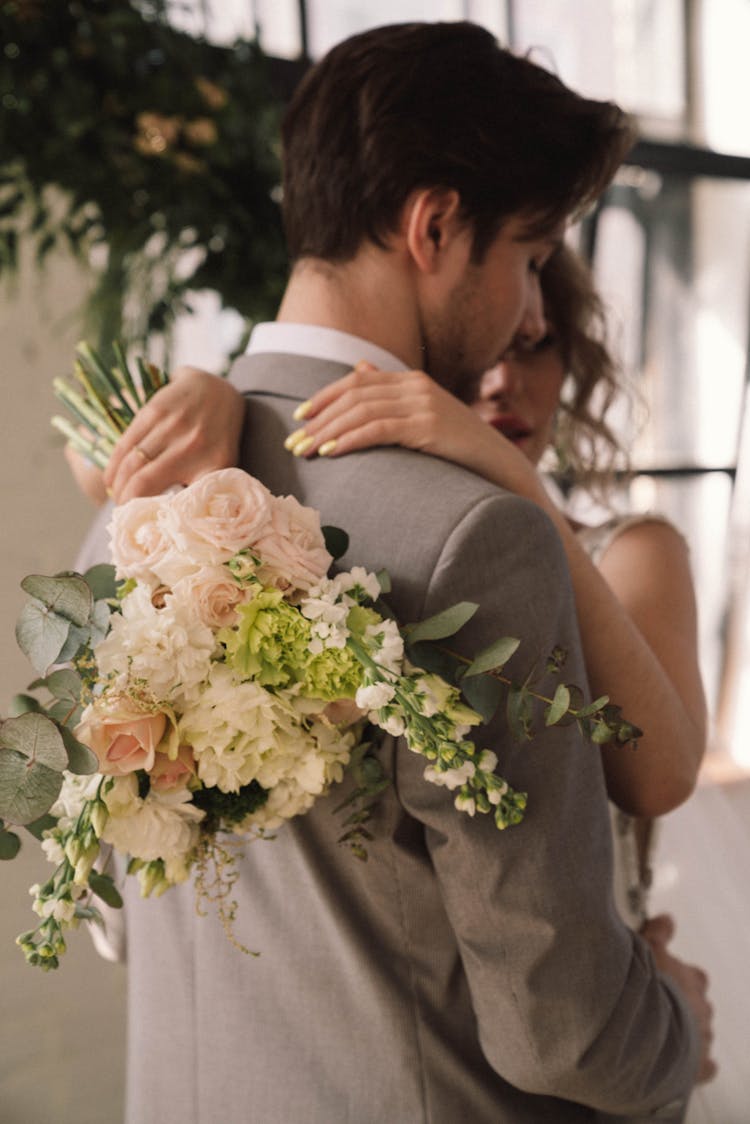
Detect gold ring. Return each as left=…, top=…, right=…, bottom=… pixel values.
left=135, top=445, right=153, bottom=462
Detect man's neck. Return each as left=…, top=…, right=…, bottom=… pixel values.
left=276, top=251, right=423, bottom=370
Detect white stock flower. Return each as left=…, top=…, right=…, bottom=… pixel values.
left=355, top=681, right=396, bottom=711
left=41, top=835, right=66, bottom=865
left=477, top=750, right=498, bottom=773
left=335, top=566, right=381, bottom=602
left=455, top=792, right=477, bottom=816
left=424, top=760, right=476, bottom=790
left=364, top=619, right=404, bottom=674
left=94, top=584, right=216, bottom=705
left=378, top=710, right=407, bottom=737
left=50, top=772, right=102, bottom=829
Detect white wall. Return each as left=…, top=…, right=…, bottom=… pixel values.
left=0, top=249, right=126, bottom=1122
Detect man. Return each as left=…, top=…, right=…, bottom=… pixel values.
left=78, top=22, right=711, bottom=1122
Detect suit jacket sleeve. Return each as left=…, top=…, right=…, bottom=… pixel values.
left=394, top=491, right=699, bottom=1117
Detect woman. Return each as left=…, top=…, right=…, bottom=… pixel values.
left=72, top=246, right=707, bottom=929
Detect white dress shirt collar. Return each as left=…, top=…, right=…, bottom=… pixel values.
left=246, top=322, right=408, bottom=374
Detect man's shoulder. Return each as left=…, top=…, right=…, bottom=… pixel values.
left=337, top=444, right=553, bottom=538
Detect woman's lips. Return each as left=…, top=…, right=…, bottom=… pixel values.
left=488, top=414, right=533, bottom=443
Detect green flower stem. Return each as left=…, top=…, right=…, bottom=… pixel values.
left=50, top=417, right=111, bottom=468
left=53, top=378, right=121, bottom=445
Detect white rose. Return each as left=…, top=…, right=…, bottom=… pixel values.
left=254, top=494, right=332, bottom=594
left=162, top=468, right=274, bottom=564
left=170, top=565, right=249, bottom=629
left=107, top=495, right=171, bottom=585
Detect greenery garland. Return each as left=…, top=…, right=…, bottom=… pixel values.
left=0, top=0, right=289, bottom=357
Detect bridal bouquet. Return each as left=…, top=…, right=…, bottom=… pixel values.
left=0, top=348, right=640, bottom=971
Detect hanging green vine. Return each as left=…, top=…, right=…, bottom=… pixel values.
left=0, top=0, right=289, bottom=354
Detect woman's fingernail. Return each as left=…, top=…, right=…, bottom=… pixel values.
left=293, top=400, right=312, bottom=421
left=292, top=436, right=314, bottom=457
left=284, top=428, right=308, bottom=451
left=318, top=440, right=337, bottom=457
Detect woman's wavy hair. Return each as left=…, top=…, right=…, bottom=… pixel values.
left=541, top=244, right=631, bottom=499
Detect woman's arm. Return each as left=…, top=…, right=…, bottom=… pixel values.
left=291, top=363, right=707, bottom=816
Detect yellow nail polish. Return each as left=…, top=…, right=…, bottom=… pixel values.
left=292, top=436, right=314, bottom=457
left=318, top=439, right=337, bottom=457
left=293, top=400, right=312, bottom=422
left=284, top=428, right=308, bottom=451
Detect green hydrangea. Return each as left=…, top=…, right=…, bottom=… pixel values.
left=219, top=591, right=313, bottom=688
left=304, top=644, right=363, bottom=701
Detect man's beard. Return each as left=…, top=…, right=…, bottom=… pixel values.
left=420, top=334, right=485, bottom=405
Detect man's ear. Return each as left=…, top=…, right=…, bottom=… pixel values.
left=403, top=188, right=465, bottom=274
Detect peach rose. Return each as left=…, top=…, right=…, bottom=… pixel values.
left=108, top=495, right=173, bottom=584
left=149, top=745, right=196, bottom=792
left=170, top=565, right=249, bottom=629
left=163, top=468, right=274, bottom=564
left=255, top=494, right=332, bottom=594
left=76, top=696, right=169, bottom=776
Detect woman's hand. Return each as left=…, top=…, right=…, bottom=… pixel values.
left=286, top=362, right=546, bottom=500
left=102, top=366, right=246, bottom=504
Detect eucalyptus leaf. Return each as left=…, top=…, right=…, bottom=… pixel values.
left=0, top=713, right=69, bottom=771
left=0, top=829, right=21, bottom=860
left=15, top=599, right=70, bottom=674
left=89, top=599, right=112, bottom=645
left=59, top=726, right=98, bottom=776
left=84, top=563, right=118, bottom=602
left=57, top=622, right=92, bottom=664
left=574, top=694, right=610, bottom=718
left=460, top=673, right=504, bottom=724
left=37, top=668, right=83, bottom=704
left=88, top=871, right=123, bottom=909
left=406, top=641, right=463, bottom=683
left=545, top=683, right=571, bottom=727
left=21, top=573, right=93, bottom=627
left=407, top=602, right=478, bottom=644
left=322, top=525, right=349, bottom=561
left=23, top=812, right=58, bottom=841
left=0, top=751, right=63, bottom=824
left=9, top=694, right=43, bottom=717
left=506, top=686, right=534, bottom=742
left=47, top=700, right=83, bottom=728
left=375, top=569, right=392, bottom=594
left=463, top=636, right=520, bottom=678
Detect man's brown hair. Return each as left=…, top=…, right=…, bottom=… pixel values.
left=281, top=21, right=635, bottom=264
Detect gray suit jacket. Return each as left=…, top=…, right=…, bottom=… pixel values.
left=77, top=352, right=698, bottom=1123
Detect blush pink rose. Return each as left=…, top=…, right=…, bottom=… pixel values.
left=170, top=565, right=249, bottom=629
left=149, top=745, right=196, bottom=792
left=108, top=495, right=172, bottom=584
left=254, top=494, right=332, bottom=594
left=76, top=697, right=168, bottom=776
left=163, top=468, right=273, bottom=563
